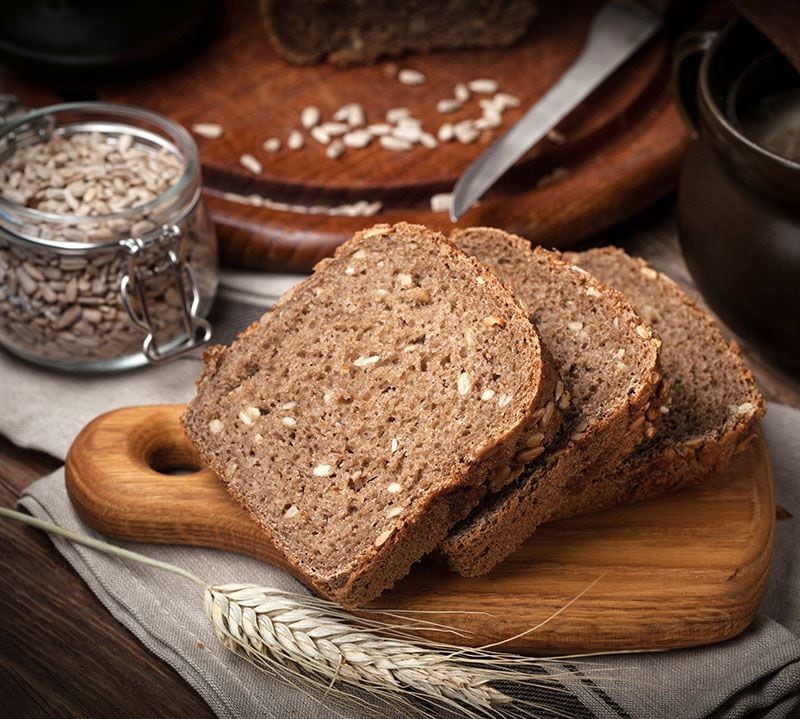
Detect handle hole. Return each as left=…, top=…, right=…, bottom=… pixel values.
left=146, top=443, right=203, bottom=476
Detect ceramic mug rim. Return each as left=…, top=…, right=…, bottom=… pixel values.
left=697, top=20, right=800, bottom=174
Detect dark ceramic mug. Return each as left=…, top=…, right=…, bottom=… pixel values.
left=674, top=20, right=800, bottom=374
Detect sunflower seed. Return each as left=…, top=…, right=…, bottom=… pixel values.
left=191, top=123, right=224, bottom=139
left=454, top=121, right=479, bottom=144
left=262, top=138, right=281, bottom=153
left=468, top=78, right=499, bottom=94
left=437, top=123, right=455, bottom=142
left=380, top=135, right=412, bottom=152
left=386, top=108, right=411, bottom=123
left=301, top=105, right=320, bottom=129
left=367, top=123, right=392, bottom=136
left=398, top=69, right=426, bottom=85
left=239, top=154, right=262, bottom=175
left=419, top=132, right=438, bottom=149
left=343, top=130, right=371, bottom=149
left=287, top=130, right=304, bottom=150
left=475, top=110, right=503, bottom=129
left=310, top=126, right=331, bottom=145
left=393, top=125, right=421, bottom=143
left=436, top=99, right=462, bottom=114
left=430, top=193, right=452, bottom=212
left=326, top=140, right=345, bottom=159
left=321, top=122, right=349, bottom=137
left=494, top=92, right=521, bottom=110
left=334, top=103, right=366, bottom=128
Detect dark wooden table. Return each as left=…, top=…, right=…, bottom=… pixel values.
left=2, top=199, right=799, bottom=718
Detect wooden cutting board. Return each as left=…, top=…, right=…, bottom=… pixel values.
left=64, top=404, right=774, bottom=656
left=3, top=0, right=690, bottom=272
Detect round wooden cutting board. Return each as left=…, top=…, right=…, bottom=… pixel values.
left=3, top=0, right=690, bottom=271
left=65, top=405, right=774, bottom=656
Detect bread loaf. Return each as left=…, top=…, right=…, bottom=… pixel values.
left=564, top=247, right=765, bottom=509
left=260, top=0, right=538, bottom=66
left=182, top=222, right=562, bottom=606
left=439, top=228, right=665, bottom=577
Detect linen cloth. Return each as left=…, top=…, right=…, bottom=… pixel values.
left=2, top=267, right=799, bottom=719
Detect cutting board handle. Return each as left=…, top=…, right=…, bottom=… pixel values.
left=64, top=404, right=291, bottom=570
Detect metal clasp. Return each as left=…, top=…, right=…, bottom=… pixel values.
left=0, top=104, right=54, bottom=163
left=119, top=225, right=212, bottom=365
left=0, top=94, right=22, bottom=126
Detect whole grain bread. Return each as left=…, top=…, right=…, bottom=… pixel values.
left=259, top=0, right=538, bottom=66
left=439, top=228, right=665, bottom=577
left=563, top=247, right=765, bottom=510
left=182, top=222, right=562, bottom=607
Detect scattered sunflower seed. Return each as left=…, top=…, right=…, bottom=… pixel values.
left=380, top=135, right=413, bottom=152
left=393, top=125, right=422, bottom=143
left=437, top=123, right=455, bottom=142
left=419, top=132, right=438, bottom=149
left=262, top=137, right=281, bottom=153
left=310, top=126, right=331, bottom=145
left=386, top=108, right=411, bottom=123
left=398, top=68, right=426, bottom=85
left=454, top=121, right=479, bottom=144
left=436, top=99, right=462, bottom=114
left=326, top=140, right=345, bottom=159
left=287, top=130, right=304, bottom=150
left=430, top=193, right=452, bottom=213
left=191, top=123, right=223, bottom=139
left=494, top=92, right=521, bottom=110
left=320, top=122, right=349, bottom=137
left=367, top=123, right=392, bottom=136
left=239, top=154, right=262, bottom=175
left=343, top=130, right=371, bottom=149
left=468, top=78, right=499, bottom=94
left=301, top=106, right=321, bottom=129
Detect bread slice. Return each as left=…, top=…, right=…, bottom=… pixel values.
left=564, top=247, right=765, bottom=508
left=439, top=228, right=665, bottom=577
left=259, top=0, right=538, bottom=66
left=182, top=222, right=563, bottom=607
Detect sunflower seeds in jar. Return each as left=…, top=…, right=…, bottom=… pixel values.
left=0, top=102, right=218, bottom=371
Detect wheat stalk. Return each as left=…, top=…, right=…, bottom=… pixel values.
left=1, top=507, right=608, bottom=718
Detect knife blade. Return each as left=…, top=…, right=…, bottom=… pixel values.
left=450, top=1, right=663, bottom=221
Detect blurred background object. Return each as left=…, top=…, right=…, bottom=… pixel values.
left=674, top=18, right=800, bottom=374
left=0, top=0, right=221, bottom=84
left=732, top=0, right=800, bottom=72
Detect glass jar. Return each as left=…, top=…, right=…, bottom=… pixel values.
left=0, top=102, right=218, bottom=371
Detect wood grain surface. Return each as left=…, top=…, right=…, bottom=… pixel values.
left=3, top=203, right=800, bottom=717
left=1, top=0, right=690, bottom=271
left=64, top=403, right=774, bottom=655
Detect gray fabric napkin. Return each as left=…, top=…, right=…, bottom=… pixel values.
left=2, top=268, right=799, bottom=719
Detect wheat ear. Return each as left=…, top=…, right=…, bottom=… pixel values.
left=1, top=507, right=602, bottom=719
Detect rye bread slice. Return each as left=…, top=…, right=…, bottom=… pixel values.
left=182, top=222, right=562, bottom=607
left=259, top=0, right=538, bottom=65
left=439, top=228, right=665, bottom=577
left=564, top=247, right=765, bottom=508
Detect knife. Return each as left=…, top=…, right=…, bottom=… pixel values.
left=450, top=1, right=664, bottom=221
